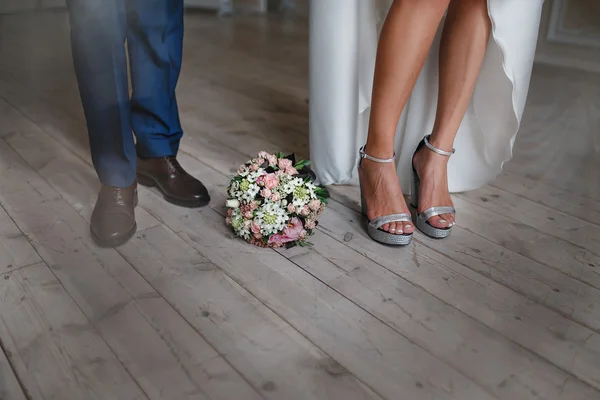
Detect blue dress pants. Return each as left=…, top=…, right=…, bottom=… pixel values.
left=66, top=0, right=184, bottom=187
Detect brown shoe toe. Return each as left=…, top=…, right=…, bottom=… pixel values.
left=136, top=156, right=210, bottom=208
left=90, top=184, right=137, bottom=248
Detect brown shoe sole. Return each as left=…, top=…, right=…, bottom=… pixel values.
left=91, top=222, right=137, bottom=248
left=136, top=173, right=210, bottom=208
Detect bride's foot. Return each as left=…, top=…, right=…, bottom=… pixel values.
left=359, top=155, right=414, bottom=235
left=412, top=143, right=455, bottom=229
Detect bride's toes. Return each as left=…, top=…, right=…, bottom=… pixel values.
left=393, top=222, right=403, bottom=235
left=382, top=223, right=391, bottom=233
left=442, top=214, right=456, bottom=227
left=444, top=214, right=456, bottom=227
left=428, top=215, right=449, bottom=229
left=402, top=222, right=414, bottom=234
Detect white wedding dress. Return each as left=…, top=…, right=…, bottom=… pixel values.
left=309, top=0, right=544, bottom=193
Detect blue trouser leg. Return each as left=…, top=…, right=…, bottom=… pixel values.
left=66, top=0, right=135, bottom=188
left=127, top=0, right=185, bottom=158
left=66, top=0, right=185, bottom=187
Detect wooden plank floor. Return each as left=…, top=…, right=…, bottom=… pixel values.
left=1, top=9, right=600, bottom=400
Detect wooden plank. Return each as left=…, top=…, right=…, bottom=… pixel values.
left=450, top=195, right=600, bottom=290
left=91, top=71, right=600, bottom=394
left=0, top=263, right=146, bottom=400
left=146, top=87, right=600, bottom=341
left=123, top=113, right=599, bottom=398
left=120, top=224, right=380, bottom=400
left=278, top=237, right=600, bottom=400
left=329, top=183, right=600, bottom=332
left=140, top=195, right=495, bottom=400
left=3, top=61, right=496, bottom=398
left=0, top=95, right=380, bottom=400
left=0, top=204, right=41, bottom=275
left=0, top=138, right=260, bottom=400
left=153, top=132, right=600, bottom=398
left=0, top=331, right=26, bottom=400
left=458, top=185, right=600, bottom=256
left=491, top=172, right=600, bottom=226
left=318, top=199, right=600, bottom=393
left=191, top=154, right=600, bottom=399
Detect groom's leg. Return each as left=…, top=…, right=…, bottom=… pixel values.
left=66, top=0, right=136, bottom=187
left=127, top=0, right=184, bottom=157
left=66, top=0, right=138, bottom=247
left=127, top=0, right=210, bottom=208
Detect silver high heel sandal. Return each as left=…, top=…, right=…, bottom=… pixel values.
left=410, top=135, right=456, bottom=239
left=359, top=147, right=413, bottom=246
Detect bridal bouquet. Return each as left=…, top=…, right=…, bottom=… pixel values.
left=226, top=151, right=329, bottom=248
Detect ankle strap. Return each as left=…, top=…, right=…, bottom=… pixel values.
left=359, top=146, right=395, bottom=163
left=424, top=135, right=455, bottom=156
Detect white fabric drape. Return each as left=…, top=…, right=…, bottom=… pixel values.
left=309, top=0, right=544, bottom=193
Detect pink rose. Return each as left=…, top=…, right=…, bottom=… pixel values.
left=267, top=154, right=278, bottom=166
left=287, top=204, right=296, bottom=213
left=305, top=220, right=316, bottom=230
left=243, top=220, right=252, bottom=229
left=285, top=167, right=299, bottom=176
left=271, top=193, right=281, bottom=202
left=308, top=200, right=321, bottom=211
left=268, top=217, right=305, bottom=245
left=278, top=158, right=293, bottom=170
left=249, top=163, right=259, bottom=171
left=256, top=158, right=265, bottom=166
left=248, top=201, right=259, bottom=211
left=299, top=206, right=311, bottom=216
left=244, top=211, right=254, bottom=219
left=263, top=173, right=279, bottom=190
left=251, top=221, right=261, bottom=235
left=260, top=188, right=272, bottom=198
left=227, top=209, right=234, bottom=217
left=254, top=232, right=263, bottom=240
left=258, top=151, right=270, bottom=160
left=225, top=217, right=232, bottom=225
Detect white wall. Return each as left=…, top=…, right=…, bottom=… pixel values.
left=535, top=0, right=600, bottom=73
left=0, top=0, right=37, bottom=13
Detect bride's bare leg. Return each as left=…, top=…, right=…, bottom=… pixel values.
left=362, top=0, right=449, bottom=234
left=412, top=0, right=492, bottom=228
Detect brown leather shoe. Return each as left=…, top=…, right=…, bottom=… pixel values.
left=136, top=156, right=210, bottom=208
left=90, top=183, right=137, bottom=248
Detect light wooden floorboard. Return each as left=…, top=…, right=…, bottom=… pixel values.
left=171, top=144, right=600, bottom=399
left=1, top=79, right=487, bottom=398
left=459, top=186, right=600, bottom=257
left=0, top=263, right=146, bottom=400
left=0, top=133, right=262, bottom=399
left=0, top=204, right=41, bottom=275
left=0, top=102, right=383, bottom=400
left=0, top=341, right=25, bottom=400
left=0, top=262, right=27, bottom=400
left=490, top=172, right=600, bottom=227
left=0, top=8, right=599, bottom=400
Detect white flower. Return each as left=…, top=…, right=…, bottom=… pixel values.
left=254, top=201, right=289, bottom=235
left=247, top=170, right=265, bottom=183
left=237, top=166, right=250, bottom=177
left=226, top=199, right=240, bottom=208
left=241, top=183, right=260, bottom=201
left=228, top=181, right=240, bottom=197
left=281, top=177, right=302, bottom=195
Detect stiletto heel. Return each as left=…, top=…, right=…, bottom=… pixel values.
left=359, top=147, right=413, bottom=246
left=411, top=135, right=456, bottom=239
